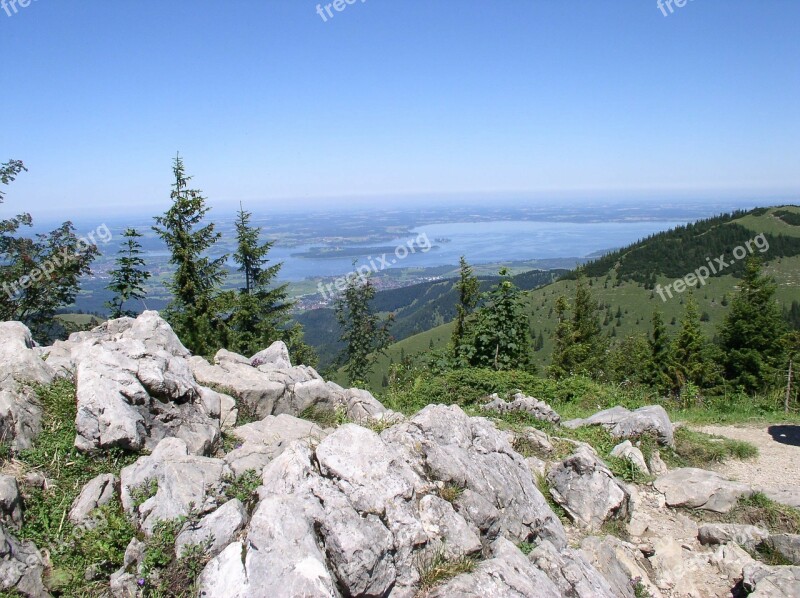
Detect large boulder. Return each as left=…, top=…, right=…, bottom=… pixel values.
left=765, top=534, right=800, bottom=565
left=580, top=535, right=662, bottom=598
left=742, top=562, right=800, bottom=598
left=697, top=523, right=770, bottom=552
left=529, top=539, right=618, bottom=597
left=547, top=446, right=631, bottom=530
left=564, top=405, right=675, bottom=447
left=654, top=468, right=753, bottom=513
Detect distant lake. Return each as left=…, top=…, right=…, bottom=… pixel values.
left=269, top=220, right=683, bottom=280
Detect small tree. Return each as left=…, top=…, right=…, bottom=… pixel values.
left=450, top=256, right=480, bottom=351
left=672, top=294, right=720, bottom=396
left=458, top=268, right=532, bottom=371
left=645, top=310, right=674, bottom=394
left=719, top=258, right=788, bottom=392
left=335, top=269, right=393, bottom=385
left=106, top=228, right=150, bottom=318
left=153, top=155, right=227, bottom=355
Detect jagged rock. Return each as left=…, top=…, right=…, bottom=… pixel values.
left=709, top=541, right=755, bottom=581
left=610, top=440, right=649, bottom=475
left=175, top=498, right=249, bottom=558
left=49, top=312, right=221, bottom=455
left=120, top=437, right=227, bottom=534
left=232, top=413, right=325, bottom=446
left=765, top=534, right=800, bottom=565
left=109, top=537, right=146, bottom=597
left=697, top=523, right=770, bottom=552
left=342, top=387, right=398, bottom=423
left=580, top=535, right=662, bottom=598
left=742, top=562, right=800, bottom=597
left=525, top=456, right=547, bottom=477
left=654, top=468, right=753, bottom=513
left=0, top=523, right=48, bottom=597
left=197, top=404, right=567, bottom=596
left=648, top=450, right=669, bottom=476
left=529, top=539, right=618, bottom=597
left=481, top=391, right=561, bottom=423
left=0, top=475, right=23, bottom=530
left=0, top=321, right=55, bottom=451
left=520, top=426, right=554, bottom=454
left=250, top=341, right=291, bottom=369
left=69, top=473, right=118, bottom=526
left=547, top=446, right=631, bottom=530
left=564, top=405, right=675, bottom=447
left=426, top=537, right=561, bottom=597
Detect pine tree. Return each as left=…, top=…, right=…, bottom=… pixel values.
left=672, top=294, right=719, bottom=393
left=335, top=270, right=393, bottom=385
left=719, top=258, right=788, bottom=392
left=457, top=268, right=532, bottom=371
left=450, top=256, right=480, bottom=352
left=549, top=295, right=573, bottom=379
left=153, top=155, right=227, bottom=355
left=645, top=311, right=674, bottom=393
left=106, top=228, right=151, bottom=318
left=227, top=203, right=306, bottom=358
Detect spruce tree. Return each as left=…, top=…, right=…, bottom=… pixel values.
left=335, top=269, right=393, bottom=385
left=106, top=228, right=151, bottom=318
left=672, top=294, right=719, bottom=393
left=645, top=310, right=674, bottom=393
left=548, top=295, right=573, bottom=379
left=227, top=203, right=310, bottom=359
left=153, top=155, right=227, bottom=355
left=719, top=258, right=788, bottom=392
left=450, top=256, right=480, bottom=352
left=459, top=268, right=532, bottom=371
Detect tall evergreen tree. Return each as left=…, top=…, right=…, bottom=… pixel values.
left=106, top=228, right=151, bottom=318
left=549, top=295, right=574, bottom=379
left=228, top=203, right=292, bottom=354
left=719, top=258, right=788, bottom=392
left=450, top=256, right=480, bottom=351
left=672, top=294, right=719, bottom=392
left=335, top=270, right=393, bottom=385
left=153, top=155, right=227, bottom=355
left=458, top=268, right=532, bottom=371
left=645, top=310, right=674, bottom=393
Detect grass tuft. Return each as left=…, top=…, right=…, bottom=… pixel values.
left=415, top=544, right=475, bottom=593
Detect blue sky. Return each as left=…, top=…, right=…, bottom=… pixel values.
left=2, top=0, right=799, bottom=217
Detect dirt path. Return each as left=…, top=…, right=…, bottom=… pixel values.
left=695, top=423, right=800, bottom=495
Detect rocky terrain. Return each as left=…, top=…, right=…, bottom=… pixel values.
left=0, top=312, right=798, bottom=597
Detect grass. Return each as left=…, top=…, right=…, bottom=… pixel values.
left=222, top=469, right=262, bottom=512
left=9, top=378, right=139, bottom=596
left=535, top=473, right=567, bottom=520
left=695, top=492, right=800, bottom=535
left=438, top=483, right=464, bottom=504
left=415, top=544, right=476, bottom=594
left=663, top=428, right=758, bottom=469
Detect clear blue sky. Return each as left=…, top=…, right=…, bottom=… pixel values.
left=2, top=0, right=799, bottom=217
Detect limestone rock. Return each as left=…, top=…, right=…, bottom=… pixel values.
left=0, top=523, right=48, bottom=597
left=580, top=535, right=662, bottom=598
left=564, top=405, right=674, bottom=447
left=250, top=341, right=291, bottom=369
left=547, top=446, right=631, bottom=530
left=69, top=473, right=118, bottom=526
left=481, top=391, right=561, bottom=423
left=765, top=534, right=800, bottom=565
left=697, top=523, right=770, bottom=552
left=175, top=498, right=249, bottom=558
left=742, top=562, right=800, bottom=598
left=654, top=468, right=753, bottom=513
left=529, top=539, right=618, bottom=597
left=610, top=440, right=649, bottom=475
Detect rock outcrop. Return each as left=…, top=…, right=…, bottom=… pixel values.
left=481, top=391, right=561, bottom=423
left=654, top=468, right=753, bottom=513
left=564, top=404, right=675, bottom=447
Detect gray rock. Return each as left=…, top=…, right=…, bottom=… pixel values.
left=529, top=539, right=618, bottom=598
left=0, top=523, right=48, bottom=597
left=654, top=468, right=753, bottom=513
left=213, top=349, right=250, bottom=366
left=196, top=541, right=250, bottom=598
left=426, top=537, right=561, bottom=597
left=0, top=475, right=23, bottom=530
left=610, top=440, right=649, bottom=475
left=343, top=387, right=397, bottom=422
left=480, top=391, right=561, bottom=423
left=418, top=495, right=482, bottom=558
left=547, top=446, right=630, bottom=530
left=175, top=498, right=249, bottom=558
left=742, top=562, right=800, bottom=597
left=765, top=534, right=800, bottom=565
left=233, top=413, right=325, bottom=447
left=760, top=487, right=800, bottom=509
left=250, top=341, right=291, bottom=369
left=698, top=523, right=770, bottom=552
left=580, top=535, right=659, bottom=598
left=69, top=473, right=118, bottom=525
left=647, top=450, right=669, bottom=477
left=564, top=405, right=674, bottom=447
left=120, top=437, right=226, bottom=534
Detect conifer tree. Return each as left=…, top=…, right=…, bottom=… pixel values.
left=458, top=268, right=531, bottom=371
left=450, top=256, right=480, bottom=352
left=645, top=310, right=674, bottom=393
left=549, top=295, right=573, bottom=378
left=106, top=228, right=150, bottom=318
left=153, top=155, right=227, bottom=355
left=335, top=269, right=393, bottom=385
left=719, top=258, right=788, bottom=392
left=672, top=294, right=719, bottom=393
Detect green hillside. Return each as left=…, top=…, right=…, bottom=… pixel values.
left=367, top=206, right=800, bottom=390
